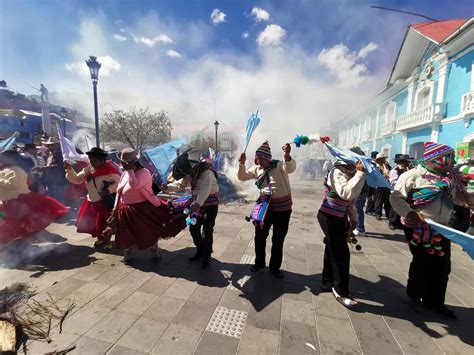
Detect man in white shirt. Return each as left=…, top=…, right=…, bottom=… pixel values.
left=22, top=143, right=45, bottom=193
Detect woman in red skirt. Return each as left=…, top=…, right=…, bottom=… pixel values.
left=113, top=148, right=186, bottom=263
left=0, top=150, right=69, bottom=243
left=65, top=147, right=120, bottom=249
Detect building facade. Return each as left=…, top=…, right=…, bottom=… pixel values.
left=339, top=18, right=474, bottom=160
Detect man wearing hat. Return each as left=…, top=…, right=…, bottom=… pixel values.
left=163, top=148, right=220, bottom=269
left=373, top=152, right=392, bottom=221
left=388, top=154, right=410, bottom=230
left=22, top=143, right=45, bottom=193
left=390, top=142, right=465, bottom=318
left=65, top=147, right=120, bottom=248
left=365, top=151, right=379, bottom=215
left=34, top=137, right=68, bottom=203
left=237, top=141, right=296, bottom=278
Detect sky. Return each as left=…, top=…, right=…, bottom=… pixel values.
left=0, top=0, right=472, bottom=146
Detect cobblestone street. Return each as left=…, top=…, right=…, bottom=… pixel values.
left=1, top=180, right=473, bottom=354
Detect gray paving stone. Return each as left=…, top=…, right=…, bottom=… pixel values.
left=218, top=289, right=251, bottom=312
left=116, top=317, right=168, bottom=352
left=146, top=296, right=187, bottom=322
left=116, top=290, right=159, bottom=315
left=316, top=315, right=360, bottom=352
left=189, top=285, right=226, bottom=306
left=194, top=331, right=240, bottom=355
left=280, top=320, right=319, bottom=354
left=246, top=304, right=281, bottom=331
left=85, top=310, right=140, bottom=343
left=69, top=335, right=114, bottom=354
left=238, top=325, right=279, bottom=354
left=173, top=301, right=216, bottom=329
left=33, top=277, right=88, bottom=302
left=281, top=298, right=315, bottom=325
left=162, top=279, right=198, bottom=301
left=151, top=324, right=203, bottom=354
left=72, top=263, right=110, bottom=281
left=107, top=344, right=148, bottom=355
left=70, top=281, right=111, bottom=307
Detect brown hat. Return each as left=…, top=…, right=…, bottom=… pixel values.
left=118, top=148, right=138, bottom=163
left=42, top=137, right=60, bottom=145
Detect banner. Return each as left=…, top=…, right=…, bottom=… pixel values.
left=426, top=218, right=474, bottom=259
left=57, top=125, right=88, bottom=162
left=144, top=139, right=187, bottom=178
left=0, top=132, right=19, bottom=152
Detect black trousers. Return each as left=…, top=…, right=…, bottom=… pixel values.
left=365, top=187, right=376, bottom=213
left=254, top=209, right=292, bottom=271
left=374, top=187, right=391, bottom=218
left=388, top=207, right=401, bottom=226
left=317, top=211, right=350, bottom=297
left=189, top=205, right=218, bottom=258
left=403, top=227, right=451, bottom=307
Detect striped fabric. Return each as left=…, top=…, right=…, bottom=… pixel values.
left=201, top=193, right=219, bottom=207
left=319, top=178, right=349, bottom=218
left=423, top=142, right=454, bottom=161
left=269, top=194, right=292, bottom=211
left=410, top=178, right=453, bottom=208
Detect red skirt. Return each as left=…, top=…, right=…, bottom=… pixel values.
left=64, top=182, right=87, bottom=200
left=0, top=193, right=69, bottom=243
left=115, top=199, right=186, bottom=250
left=76, top=199, right=111, bottom=239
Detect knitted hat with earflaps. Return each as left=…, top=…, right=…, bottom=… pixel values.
left=256, top=141, right=272, bottom=161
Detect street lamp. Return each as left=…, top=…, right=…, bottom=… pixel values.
left=86, top=56, right=101, bottom=147
left=214, top=120, right=219, bottom=153
left=59, top=107, right=67, bottom=138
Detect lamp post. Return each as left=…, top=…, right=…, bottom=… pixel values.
left=86, top=56, right=101, bottom=147
left=214, top=120, right=219, bottom=154
left=59, top=107, right=67, bottom=138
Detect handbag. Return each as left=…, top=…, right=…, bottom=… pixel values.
left=92, top=177, right=116, bottom=210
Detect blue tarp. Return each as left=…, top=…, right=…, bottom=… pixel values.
left=144, top=139, right=187, bottom=178
left=324, top=142, right=392, bottom=189
left=426, top=219, right=474, bottom=260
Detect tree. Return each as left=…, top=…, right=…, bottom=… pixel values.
left=101, top=108, right=172, bottom=153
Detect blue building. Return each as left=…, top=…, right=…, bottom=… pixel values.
left=339, top=18, right=474, bottom=160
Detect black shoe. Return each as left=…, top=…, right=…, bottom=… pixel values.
left=388, top=223, right=397, bottom=230
left=375, top=215, right=382, bottom=220
left=188, top=251, right=202, bottom=262
left=270, top=269, right=284, bottom=279
left=366, top=211, right=375, bottom=216
left=250, top=264, right=264, bottom=273
left=426, top=305, right=457, bottom=319
left=320, top=284, right=333, bottom=293
left=409, top=297, right=423, bottom=313
left=152, top=255, right=162, bottom=263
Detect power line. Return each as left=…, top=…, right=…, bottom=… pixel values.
left=370, top=5, right=438, bottom=22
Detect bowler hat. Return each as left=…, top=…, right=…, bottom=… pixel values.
left=394, top=154, right=410, bottom=162
left=118, top=148, right=138, bottom=163
left=86, top=147, right=108, bottom=158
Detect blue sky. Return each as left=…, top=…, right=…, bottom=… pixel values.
left=0, top=0, right=472, bottom=138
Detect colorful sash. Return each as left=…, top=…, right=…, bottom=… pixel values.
left=410, top=178, right=453, bottom=208
left=246, top=193, right=271, bottom=228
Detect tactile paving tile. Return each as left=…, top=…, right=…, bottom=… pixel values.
left=227, top=275, right=254, bottom=291
left=206, top=306, right=248, bottom=339
left=248, top=240, right=255, bottom=248
left=240, top=254, right=255, bottom=265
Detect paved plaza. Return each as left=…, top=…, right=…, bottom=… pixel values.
left=1, top=180, right=473, bottom=354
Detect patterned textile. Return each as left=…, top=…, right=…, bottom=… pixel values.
left=319, top=172, right=350, bottom=218
left=247, top=193, right=271, bottom=228
left=422, top=142, right=455, bottom=174
left=256, top=141, right=272, bottom=161
left=411, top=178, right=453, bottom=208
left=410, top=223, right=447, bottom=257
left=255, top=160, right=278, bottom=190
left=269, top=194, right=292, bottom=211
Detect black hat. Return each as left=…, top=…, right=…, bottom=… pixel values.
left=24, top=143, right=37, bottom=150
left=370, top=151, right=379, bottom=159
left=86, top=147, right=108, bottom=158
left=394, top=154, right=410, bottom=162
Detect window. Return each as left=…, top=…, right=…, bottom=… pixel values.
left=416, top=88, right=431, bottom=110
left=382, top=144, right=391, bottom=160
left=385, top=102, right=396, bottom=123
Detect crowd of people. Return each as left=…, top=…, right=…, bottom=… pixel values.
left=0, top=137, right=472, bottom=319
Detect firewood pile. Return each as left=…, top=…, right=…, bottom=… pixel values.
left=0, top=283, right=76, bottom=354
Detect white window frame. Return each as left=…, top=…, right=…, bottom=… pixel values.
left=414, top=80, right=435, bottom=111
left=381, top=144, right=392, bottom=160
left=385, top=102, right=396, bottom=123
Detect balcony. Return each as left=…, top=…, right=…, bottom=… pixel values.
left=395, top=103, right=444, bottom=131
left=380, top=121, right=394, bottom=136
left=462, top=91, right=474, bottom=115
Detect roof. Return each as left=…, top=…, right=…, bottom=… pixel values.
left=411, top=19, right=467, bottom=44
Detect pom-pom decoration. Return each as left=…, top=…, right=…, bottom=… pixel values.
left=291, top=134, right=321, bottom=148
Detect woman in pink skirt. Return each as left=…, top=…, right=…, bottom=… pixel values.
left=112, top=148, right=186, bottom=263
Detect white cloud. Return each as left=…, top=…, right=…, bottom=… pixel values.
left=317, top=43, right=377, bottom=87
left=65, top=56, right=121, bottom=77
left=242, top=32, right=250, bottom=39
left=210, top=9, right=226, bottom=24
left=119, top=28, right=125, bottom=33
left=251, top=7, right=270, bottom=22
left=257, top=24, right=286, bottom=46
left=357, top=42, right=378, bottom=59
left=166, top=49, right=182, bottom=58
left=113, top=34, right=127, bottom=41
left=132, top=34, right=173, bottom=47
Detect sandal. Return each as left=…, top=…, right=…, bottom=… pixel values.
left=103, top=242, right=114, bottom=251
left=332, top=288, right=358, bottom=308
left=93, top=239, right=105, bottom=248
